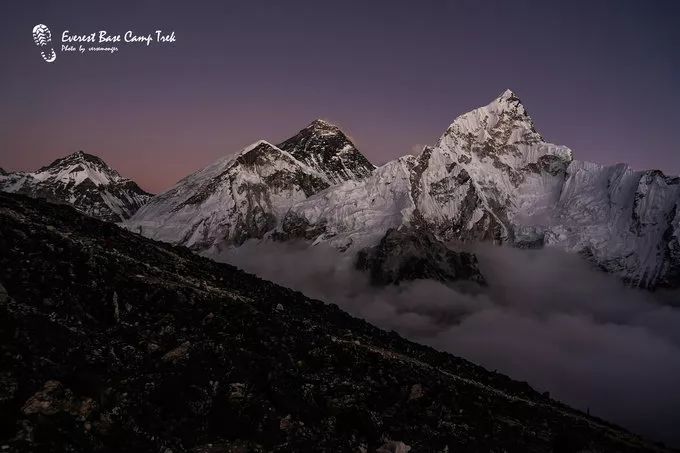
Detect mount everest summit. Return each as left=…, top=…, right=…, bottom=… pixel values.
left=126, top=121, right=375, bottom=248
left=3, top=91, right=679, bottom=289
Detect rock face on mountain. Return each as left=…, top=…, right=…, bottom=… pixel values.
left=127, top=121, right=374, bottom=249
left=278, top=90, right=680, bottom=289
left=0, top=151, right=151, bottom=222
left=0, top=192, right=669, bottom=452
left=356, top=228, right=486, bottom=286
left=277, top=119, right=375, bottom=184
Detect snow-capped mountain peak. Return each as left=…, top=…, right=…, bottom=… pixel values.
left=0, top=151, right=151, bottom=222
left=127, top=123, right=378, bottom=249
left=32, top=150, right=124, bottom=188
left=439, top=89, right=544, bottom=155
left=307, top=118, right=340, bottom=133
left=275, top=90, right=680, bottom=289
left=277, top=119, right=375, bottom=184
left=421, top=90, right=573, bottom=242
left=123, top=90, right=680, bottom=289
left=127, top=137, right=343, bottom=249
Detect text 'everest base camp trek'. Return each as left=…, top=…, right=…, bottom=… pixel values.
left=1, top=89, right=679, bottom=452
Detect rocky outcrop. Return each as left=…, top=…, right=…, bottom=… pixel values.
left=356, top=228, right=485, bottom=286
left=0, top=192, right=667, bottom=452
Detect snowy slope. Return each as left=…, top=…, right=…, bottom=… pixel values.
left=127, top=121, right=376, bottom=249
left=0, top=151, right=151, bottom=222
left=278, top=90, right=572, bottom=247
left=274, top=156, right=417, bottom=249
left=426, top=89, right=573, bottom=242
left=278, top=90, right=680, bottom=288
left=127, top=140, right=326, bottom=248
left=121, top=90, right=680, bottom=288
left=126, top=141, right=330, bottom=249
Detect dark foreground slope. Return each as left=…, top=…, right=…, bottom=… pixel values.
left=0, top=193, right=669, bottom=452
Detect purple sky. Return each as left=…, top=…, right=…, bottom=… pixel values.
left=1, top=0, right=678, bottom=193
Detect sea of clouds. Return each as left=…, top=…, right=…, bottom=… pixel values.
left=212, top=241, right=680, bottom=447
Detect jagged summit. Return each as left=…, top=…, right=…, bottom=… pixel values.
left=275, top=89, right=574, bottom=254
left=307, top=118, right=339, bottom=131
left=34, top=150, right=125, bottom=187
left=0, top=150, right=151, bottom=221
left=498, top=88, right=519, bottom=102
left=276, top=90, right=680, bottom=289
left=277, top=119, right=375, bottom=184
left=125, top=89, right=680, bottom=289
left=441, top=88, right=543, bottom=149
left=40, top=150, right=111, bottom=173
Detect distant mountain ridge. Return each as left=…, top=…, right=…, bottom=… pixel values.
left=274, top=90, right=680, bottom=289
left=0, top=151, right=151, bottom=222
left=126, top=120, right=375, bottom=249
left=5, top=93, right=678, bottom=289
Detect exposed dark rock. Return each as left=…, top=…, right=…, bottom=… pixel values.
left=512, top=226, right=546, bottom=249
left=0, top=192, right=668, bottom=452
left=356, top=228, right=486, bottom=286
left=273, top=211, right=328, bottom=242
left=277, top=119, right=375, bottom=184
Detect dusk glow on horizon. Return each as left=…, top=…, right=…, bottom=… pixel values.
left=1, top=0, right=678, bottom=193
left=3, top=2, right=680, bottom=449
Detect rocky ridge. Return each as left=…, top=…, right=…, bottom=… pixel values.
left=356, top=228, right=486, bottom=286
left=0, top=191, right=670, bottom=452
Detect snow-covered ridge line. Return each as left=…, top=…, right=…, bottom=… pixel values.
left=47, top=90, right=673, bottom=290
left=0, top=150, right=152, bottom=222
left=276, top=90, right=680, bottom=288
left=126, top=121, right=376, bottom=249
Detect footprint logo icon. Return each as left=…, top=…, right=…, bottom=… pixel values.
left=32, top=24, right=56, bottom=63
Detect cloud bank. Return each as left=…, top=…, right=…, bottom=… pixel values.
left=213, top=241, right=680, bottom=447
